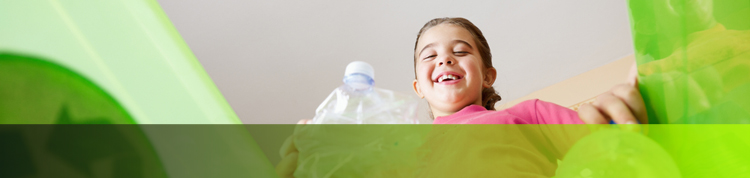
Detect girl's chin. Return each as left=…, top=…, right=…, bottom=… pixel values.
left=436, top=96, right=461, bottom=103
left=435, top=99, right=472, bottom=110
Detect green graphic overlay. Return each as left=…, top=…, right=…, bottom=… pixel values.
left=0, top=0, right=238, bottom=124
left=0, top=53, right=136, bottom=124
left=0, top=0, right=276, bottom=177
left=556, top=129, right=680, bottom=178
left=249, top=125, right=750, bottom=178
left=628, top=0, right=750, bottom=124
left=0, top=54, right=278, bottom=177
left=0, top=53, right=166, bottom=177
left=1, top=125, right=169, bottom=178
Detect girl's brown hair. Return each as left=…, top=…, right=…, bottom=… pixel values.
left=414, top=17, right=502, bottom=111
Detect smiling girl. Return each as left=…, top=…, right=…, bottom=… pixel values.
left=412, top=17, right=647, bottom=125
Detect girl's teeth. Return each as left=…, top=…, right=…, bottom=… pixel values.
left=437, top=74, right=459, bottom=83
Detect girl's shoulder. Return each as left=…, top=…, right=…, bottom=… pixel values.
left=504, top=99, right=582, bottom=124
left=434, top=99, right=581, bottom=124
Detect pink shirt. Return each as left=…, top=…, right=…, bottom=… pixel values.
left=419, top=99, right=588, bottom=177
left=433, top=99, right=583, bottom=124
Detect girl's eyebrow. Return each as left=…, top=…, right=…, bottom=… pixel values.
left=418, top=40, right=474, bottom=57
left=452, top=40, right=474, bottom=49
left=418, top=43, right=436, bottom=57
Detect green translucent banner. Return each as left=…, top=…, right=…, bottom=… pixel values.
left=250, top=124, right=750, bottom=178
left=627, top=0, right=750, bottom=124
left=3, top=125, right=749, bottom=177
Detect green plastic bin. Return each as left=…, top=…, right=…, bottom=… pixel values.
left=628, top=0, right=750, bottom=124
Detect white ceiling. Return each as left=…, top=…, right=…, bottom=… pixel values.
left=157, top=0, right=634, bottom=124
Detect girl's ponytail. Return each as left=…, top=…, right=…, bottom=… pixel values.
left=482, top=86, right=502, bottom=110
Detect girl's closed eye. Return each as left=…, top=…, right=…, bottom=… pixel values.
left=424, top=54, right=437, bottom=60
left=453, top=51, right=469, bottom=56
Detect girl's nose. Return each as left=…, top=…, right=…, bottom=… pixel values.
left=438, top=57, right=455, bottom=66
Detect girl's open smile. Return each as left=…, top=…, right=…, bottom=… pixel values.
left=433, top=71, right=464, bottom=85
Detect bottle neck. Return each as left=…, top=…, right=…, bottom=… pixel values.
left=343, top=73, right=374, bottom=91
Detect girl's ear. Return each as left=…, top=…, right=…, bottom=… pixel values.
left=413, top=79, right=425, bottom=98
left=483, top=67, right=497, bottom=88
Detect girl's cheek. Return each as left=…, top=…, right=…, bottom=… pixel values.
left=419, top=68, right=432, bottom=83
left=417, top=65, right=429, bottom=77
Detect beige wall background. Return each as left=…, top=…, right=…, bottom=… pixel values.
left=496, top=55, right=634, bottom=111
left=156, top=0, right=635, bottom=124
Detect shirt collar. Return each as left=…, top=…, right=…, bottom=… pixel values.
left=433, top=104, right=487, bottom=123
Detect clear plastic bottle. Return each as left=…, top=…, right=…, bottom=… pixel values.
left=311, top=61, right=419, bottom=124
left=294, top=61, right=424, bottom=177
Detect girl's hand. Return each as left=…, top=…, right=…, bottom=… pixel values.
left=578, top=64, right=648, bottom=124
left=275, top=119, right=311, bottom=178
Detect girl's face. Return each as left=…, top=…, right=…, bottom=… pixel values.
left=413, top=24, right=496, bottom=117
